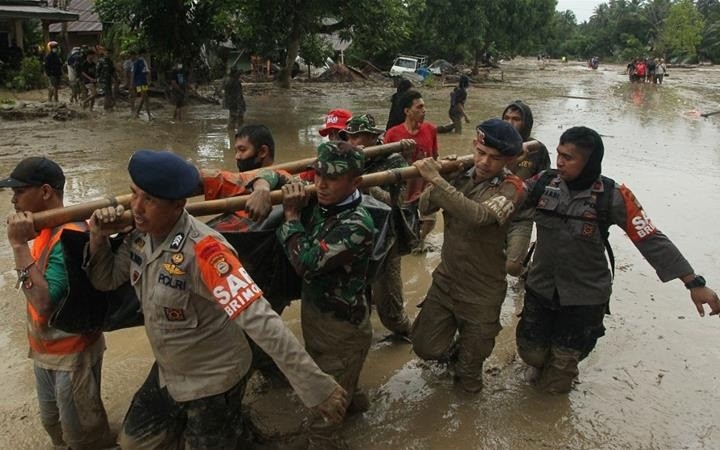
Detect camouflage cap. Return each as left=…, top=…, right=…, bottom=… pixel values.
left=312, top=141, right=365, bottom=176
left=339, top=114, right=384, bottom=140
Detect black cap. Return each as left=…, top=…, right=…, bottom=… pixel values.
left=128, top=150, right=200, bottom=200
left=0, top=157, right=65, bottom=190
left=475, top=118, right=523, bottom=156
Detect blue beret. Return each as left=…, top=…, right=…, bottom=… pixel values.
left=128, top=150, right=199, bottom=200
left=475, top=118, right=523, bottom=156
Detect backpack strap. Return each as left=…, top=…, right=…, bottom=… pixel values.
left=597, top=176, right=616, bottom=277
left=527, top=169, right=558, bottom=208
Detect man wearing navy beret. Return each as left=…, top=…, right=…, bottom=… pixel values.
left=84, top=149, right=347, bottom=448
left=410, top=118, right=527, bottom=393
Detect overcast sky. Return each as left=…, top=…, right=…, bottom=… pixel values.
left=556, top=0, right=605, bottom=22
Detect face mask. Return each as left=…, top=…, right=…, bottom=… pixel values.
left=52, top=48, right=58, bottom=53
left=236, top=155, right=262, bottom=172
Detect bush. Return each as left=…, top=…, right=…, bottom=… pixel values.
left=5, top=57, right=45, bottom=91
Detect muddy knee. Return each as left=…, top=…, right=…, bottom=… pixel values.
left=537, top=346, right=581, bottom=394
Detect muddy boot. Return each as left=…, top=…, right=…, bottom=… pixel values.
left=43, top=422, right=66, bottom=448
left=537, top=346, right=581, bottom=394
left=346, top=391, right=370, bottom=416
left=456, top=374, right=483, bottom=393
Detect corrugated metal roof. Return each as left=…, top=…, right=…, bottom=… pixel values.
left=0, top=4, right=79, bottom=22
left=48, top=0, right=100, bottom=33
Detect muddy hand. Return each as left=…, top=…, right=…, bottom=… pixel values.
left=498, top=174, right=526, bottom=204
left=245, top=183, right=272, bottom=222
left=690, top=286, right=720, bottom=317
left=281, top=182, right=307, bottom=221
left=89, top=205, right=133, bottom=236
left=413, top=157, right=442, bottom=182
left=6, top=211, right=38, bottom=246
left=313, top=385, right=348, bottom=425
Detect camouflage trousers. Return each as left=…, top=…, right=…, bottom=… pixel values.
left=302, top=299, right=372, bottom=420
left=411, top=282, right=502, bottom=390
left=371, top=242, right=411, bottom=335
left=119, top=363, right=252, bottom=449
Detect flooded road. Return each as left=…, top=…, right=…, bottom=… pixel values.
left=0, top=58, right=719, bottom=449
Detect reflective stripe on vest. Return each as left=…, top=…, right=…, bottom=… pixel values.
left=27, top=222, right=100, bottom=355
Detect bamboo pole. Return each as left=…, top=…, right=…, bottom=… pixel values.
left=32, top=155, right=474, bottom=230
left=263, top=139, right=415, bottom=174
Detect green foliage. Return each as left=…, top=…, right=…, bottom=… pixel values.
left=657, top=0, right=704, bottom=61
left=5, top=57, right=45, bottom=91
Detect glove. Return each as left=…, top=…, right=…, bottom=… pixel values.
left=498, top=174, right=525, bottom=205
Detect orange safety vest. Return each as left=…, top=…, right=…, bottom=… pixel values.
left=27, top=221, right=100, bottom=355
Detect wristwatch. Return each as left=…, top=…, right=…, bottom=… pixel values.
left=684, top=275, right=706, bottom=290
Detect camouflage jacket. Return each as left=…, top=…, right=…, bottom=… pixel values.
left=96, top=56, right=116, bottom=85
left=276, top=193, right=374, bottom=311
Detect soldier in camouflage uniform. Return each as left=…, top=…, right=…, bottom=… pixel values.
left=411, top=118, right=526, bottom=393
left=341, top=114, right=413, bottom=339
left=277, top=142, right=374, bottom=437
left=96, top=47, right=117, bottom=111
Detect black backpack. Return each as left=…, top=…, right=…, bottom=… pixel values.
left=527, top=169, right=616, bottom=275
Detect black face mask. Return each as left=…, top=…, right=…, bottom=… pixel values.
left=236, top=154, right=262, bottom=172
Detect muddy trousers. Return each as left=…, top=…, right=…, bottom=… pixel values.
left=119, top=363, right=251, bottom=450
left=516, top=288, right=606, bottom=393
left=301, top=300, right=372, bottom=442
left=371, top=244, right=411, bottom=335
left=34, top=359, right=111, bottom=449
left=410, top=282, right=502, bottom=391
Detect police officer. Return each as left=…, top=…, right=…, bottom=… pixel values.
left=277, top=142, right=375, bottom=442
left=410, top=119, right=526, bottom=393
left=516, top=126, right=720, bottom=393
left=86, top=150, right=347, bottom=448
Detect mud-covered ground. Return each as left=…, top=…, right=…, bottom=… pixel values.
left=0, top=58, right=719, bottom=449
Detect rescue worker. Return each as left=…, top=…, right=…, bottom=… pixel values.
left=199, top=124, right=288, bottom=227
left=448, top=75, right=471, bottom=134
left=199, top=123, right=293, bottom=382
left=340, top=114, right=413, bottom=339
left=2, top=157, right=112, bottom=449
left=277, top=142, right=375, bottom=443
left=516, top=126, right=720, bottom=394
left=501, top=100, right=551, bottom=276
left=410, top=118, right=526, bottom=393
left=85, top=150, right=347, bottom=448
left=386, top=78, right=413, bottom=130
left=318, top=108, right=352, bottom=142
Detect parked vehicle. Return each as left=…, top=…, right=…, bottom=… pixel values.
left=389, top=55, right=428, bottom=77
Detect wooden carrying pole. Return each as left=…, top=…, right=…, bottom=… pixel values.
left=263, top=140, right=415, bottom=174
left=32, top=155, right=473, bottom=230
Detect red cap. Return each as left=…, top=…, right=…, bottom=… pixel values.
left=318, top=109, right=352, bottom=137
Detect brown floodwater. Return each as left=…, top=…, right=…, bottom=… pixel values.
left=0, top=58, right=719, bottom=449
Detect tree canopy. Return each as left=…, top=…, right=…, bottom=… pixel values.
left=93, top=0, right=720, bottom=86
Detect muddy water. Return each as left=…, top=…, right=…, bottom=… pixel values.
left=0, top=58, right=719, bottom=449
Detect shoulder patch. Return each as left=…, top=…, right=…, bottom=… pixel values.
left=195, top=235, right=263, bottom=320
left=618, top=184, right=657, bottom=242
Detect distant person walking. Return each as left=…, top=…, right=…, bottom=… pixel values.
left=43, top=41, right=63, bottom=103
left=132, top=49, right=151, bottom=119
left=223, top=68, right=246, bottom=137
